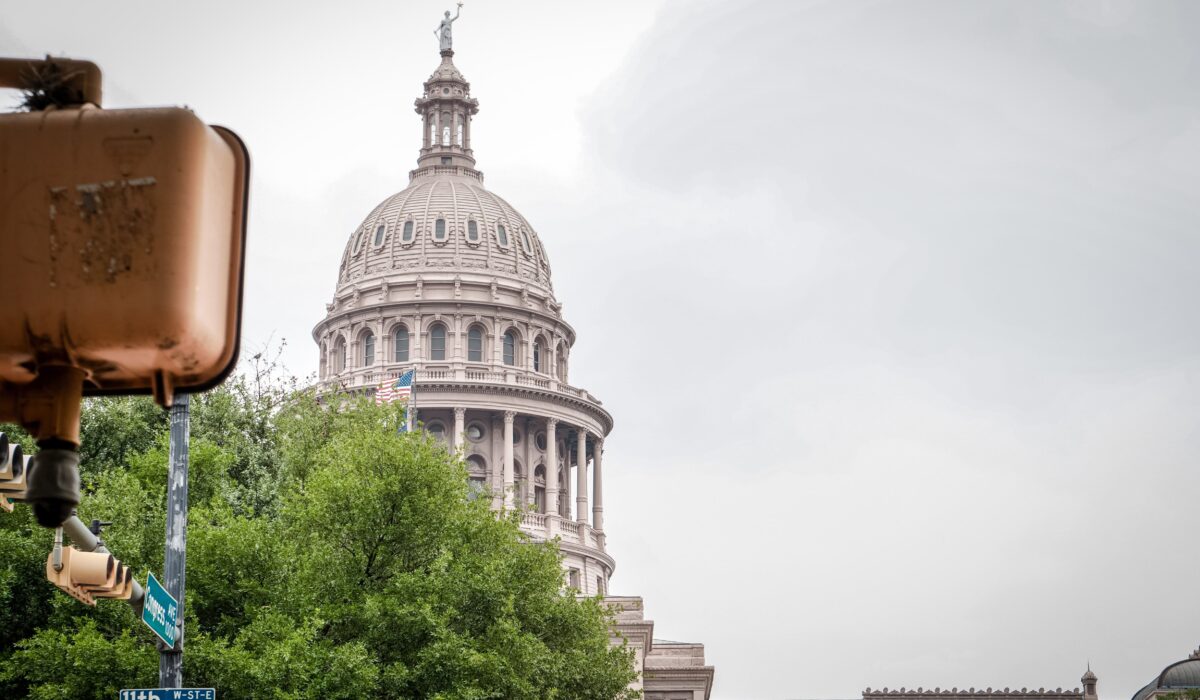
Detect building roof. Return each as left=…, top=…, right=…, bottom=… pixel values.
left=863, top=688, right=1082, bottom=700
left=1132, top=649, right=1200, bottom=700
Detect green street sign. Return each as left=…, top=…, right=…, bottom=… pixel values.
left=141, top=572, right=178, bottom=647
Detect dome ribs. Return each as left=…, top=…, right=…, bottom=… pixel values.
left=418, top=178, right=437, bottom=266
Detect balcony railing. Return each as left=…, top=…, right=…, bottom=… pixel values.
left=519, top=511, right=606, bottom=551
left=324, top=363, right=601, bottom=405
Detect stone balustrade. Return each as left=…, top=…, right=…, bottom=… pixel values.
left=325, top=363, right=600, bottom=406
left=519, top=511, right=606, bottom=552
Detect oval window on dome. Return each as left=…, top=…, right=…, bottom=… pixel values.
left=467, top=219, right=479, bottom=242
left=402, top=220, right=414, bottom=243
left=520, top=229, right=533, bottom=255
left=373, top=223, right=386, bottom=247
left=352, top=229, right=366, bottom=254
left=434, top=218, right=447, bottom=241
left=497, top=224, right=509, bottom=247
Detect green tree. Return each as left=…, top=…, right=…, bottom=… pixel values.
left=0, top=371, right=638, bottom=699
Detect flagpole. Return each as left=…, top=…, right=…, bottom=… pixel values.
left=407, top=366, right=416, bottom=432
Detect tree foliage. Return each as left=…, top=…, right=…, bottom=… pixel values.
left=0, top=357, right=637, bottom=699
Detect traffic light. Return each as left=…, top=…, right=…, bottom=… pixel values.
left=0, top=56, right=249, bottom=527
left=45, top=545, right=134, bottom=605
left=0, top=431, right=29, bottom=512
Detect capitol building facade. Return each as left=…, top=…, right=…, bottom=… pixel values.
left=310, top=36, right=715, bottom=700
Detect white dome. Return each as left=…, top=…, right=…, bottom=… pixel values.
left=335, top=170, right=553, bottom=296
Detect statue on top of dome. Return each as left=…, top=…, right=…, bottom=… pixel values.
left=435, top=3, right=464, bottom=52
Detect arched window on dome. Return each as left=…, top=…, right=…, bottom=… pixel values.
left=520, top=229, right=533, bottom=255
left=533, top=338, right=544, bottom=373
left=429, top=323, right=447, bottom=361
left=434, top=218, right=447, bottom=242
left=556, top=342, right=567, bottom=382
left=466, top=455, right=488, bottom=501
left=372, top=223, right=386, bottom=247
left=394, top=326, right=410, bottom=362
left=496, top=223, right=509, bottom=247
left=334, top=337, right=347, bottom=373
left=402, top=220, right=414, bottom=243
left=352, top=229, right=366, bottom=255
left=502, top=330, right=517, bottom=366
left=467, top=326, right=484, bottom=363
left=467, top=219, right=479, bottom=242
left=362, top=332, right=375, bottom=367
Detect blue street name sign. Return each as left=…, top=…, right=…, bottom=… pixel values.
left=118, top=690, right=214, bottom=700
left=141, top=572, right=178, bottom=647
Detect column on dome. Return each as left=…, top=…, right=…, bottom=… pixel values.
left=490, top=414, right=502, bottom=507
left=575, top=430, right=588, bottom=524
left=502, top=411, right=515, bottom=509
left=412, top=314, right=423, bottom=364
left=523, top=417, right=535, bottom=507
left=452, top=314, right=463, bottom=362
left=491, top=315, right=502, bottom=366
left=563, top=436, right=573, bottom=520
left=592, top=437, right=604, bottom=532
left=545, top=418, right=558, bottom=517
left=453, top=407, right=466, bottom=453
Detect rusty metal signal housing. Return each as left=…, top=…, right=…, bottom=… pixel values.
left=0, top=60, right=249, bottom=409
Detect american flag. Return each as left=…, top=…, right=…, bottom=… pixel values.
left=375, top=370, right=414, bottom=406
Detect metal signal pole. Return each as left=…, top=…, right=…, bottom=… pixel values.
left=160, top=393, right=190, bottom=687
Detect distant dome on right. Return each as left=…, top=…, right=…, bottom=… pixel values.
left=1132, top=647, right=1200, bottom=700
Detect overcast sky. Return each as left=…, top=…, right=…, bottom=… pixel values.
left=4, top=1, right=1199, bottom=699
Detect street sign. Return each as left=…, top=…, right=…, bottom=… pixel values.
left=141, top=572, right=178, bottom=647
left=119, top=690, right=214, bottom=700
